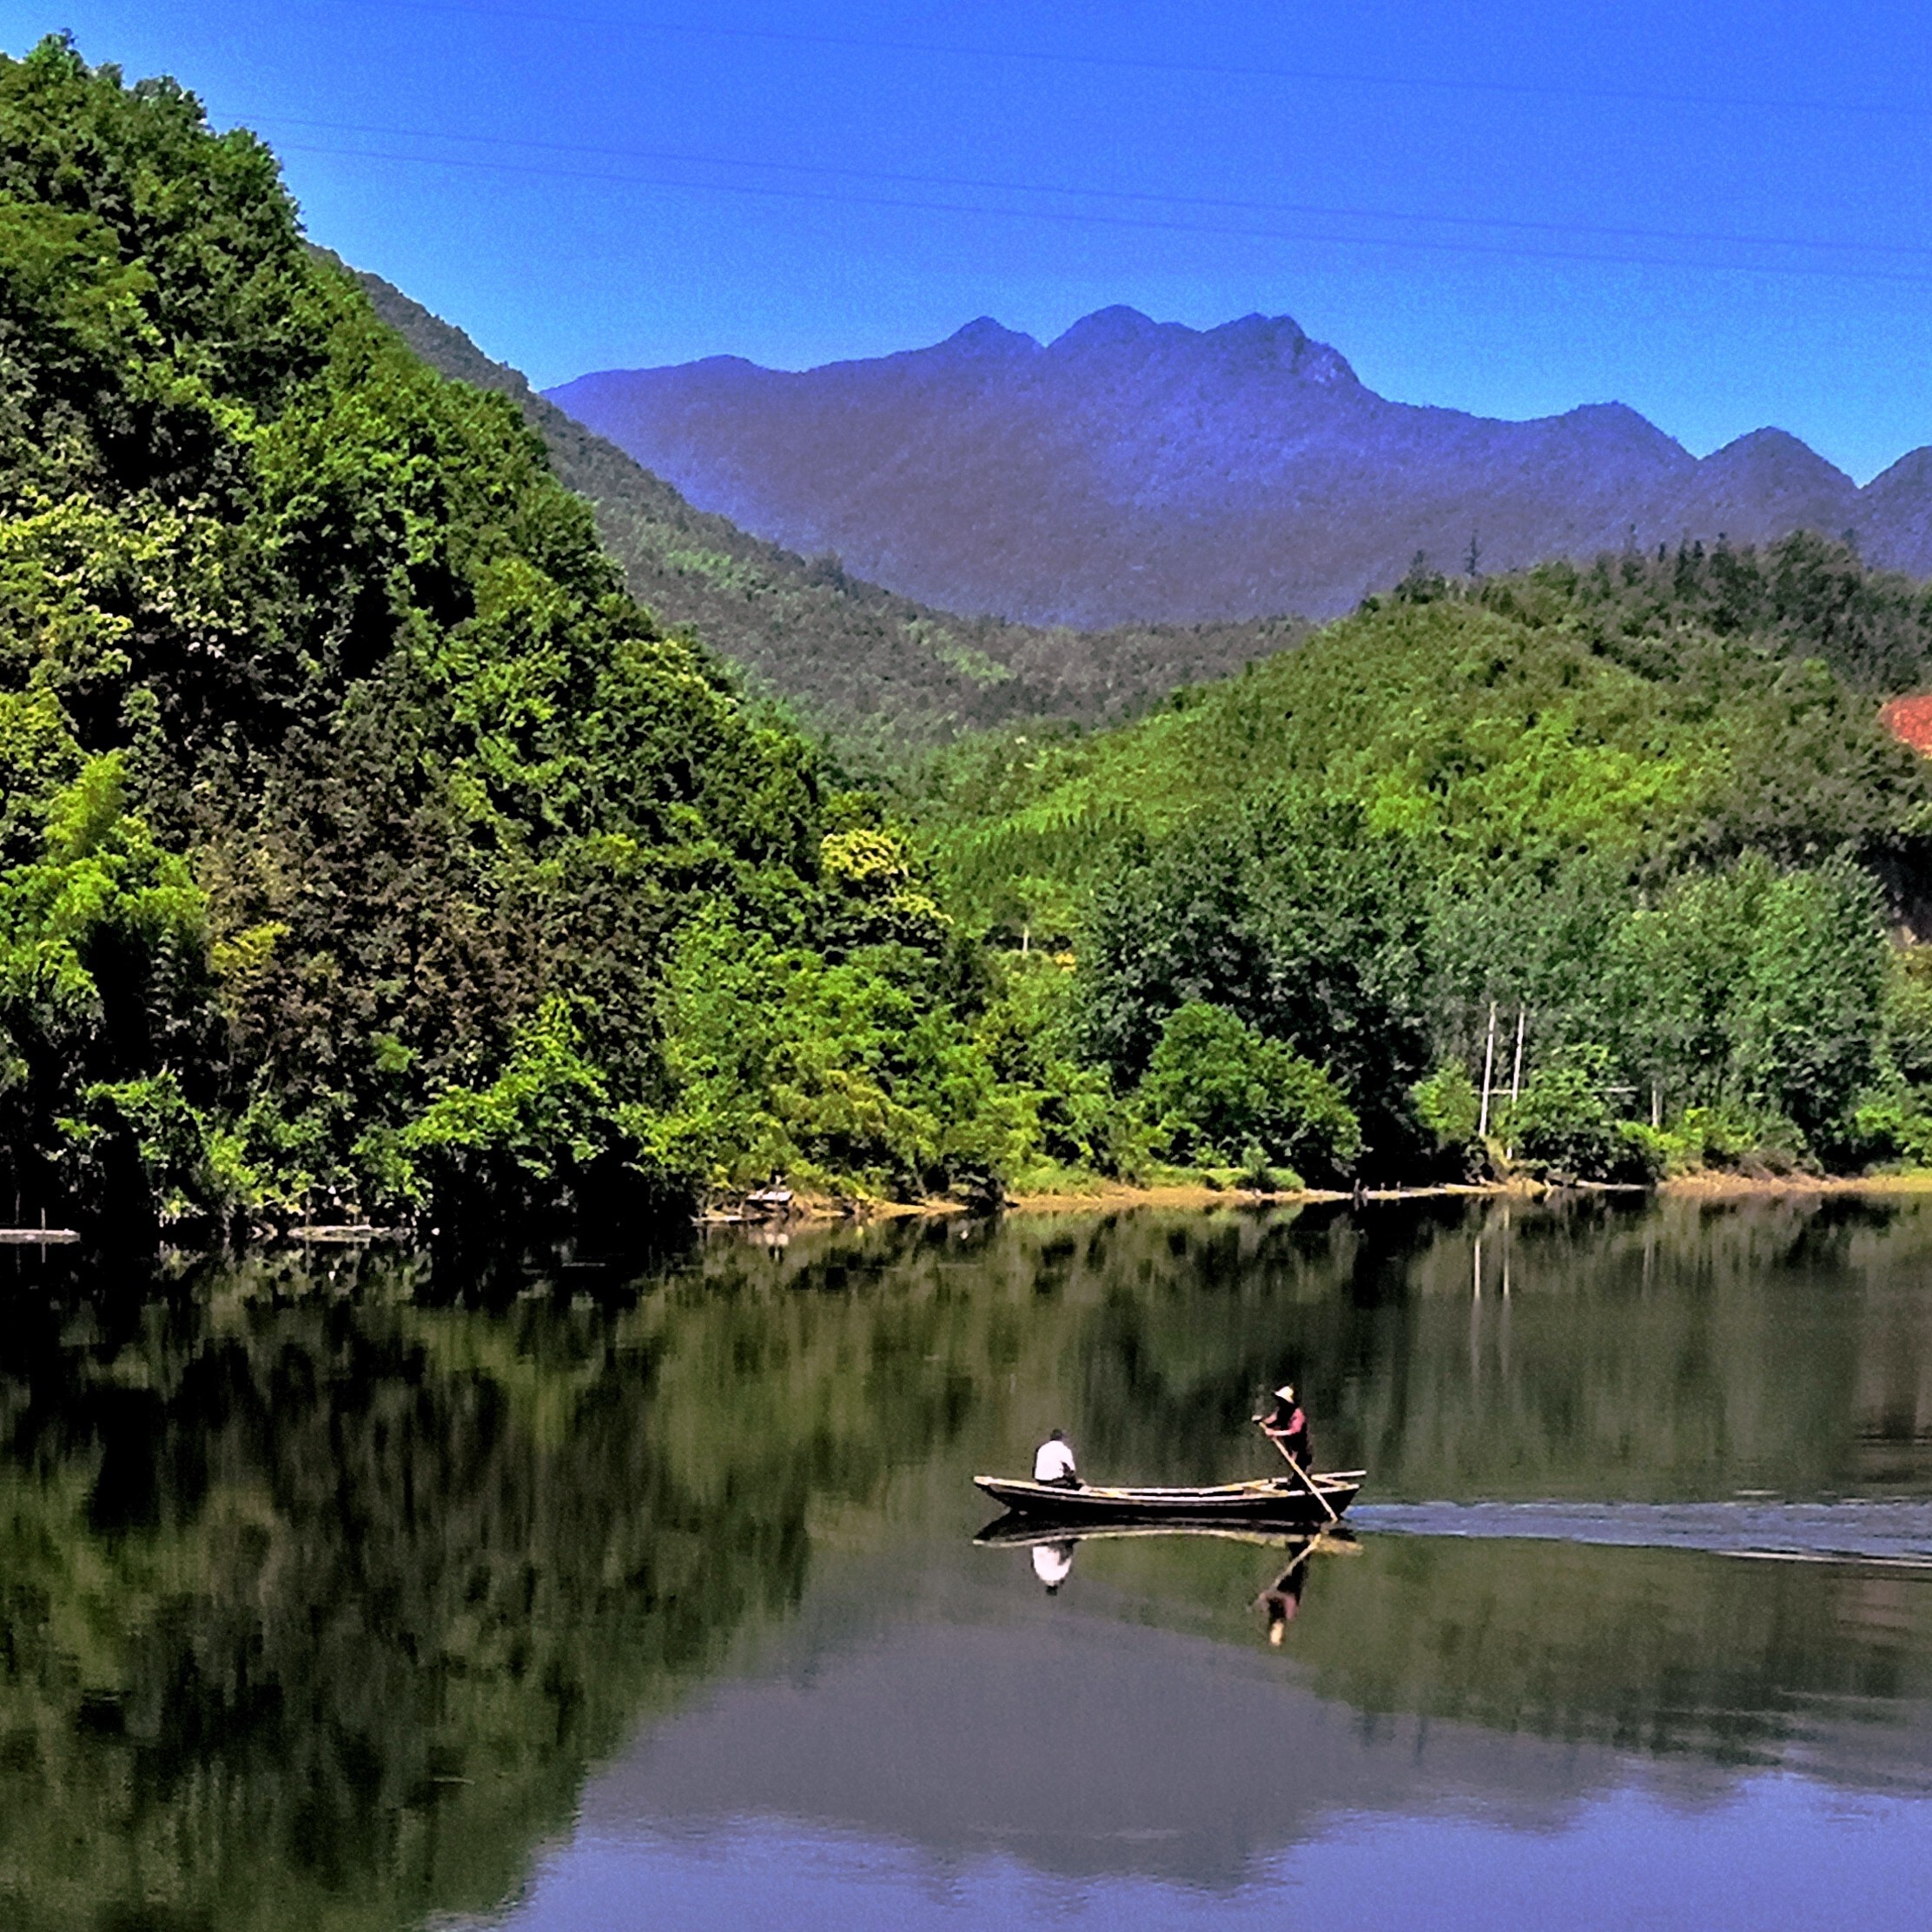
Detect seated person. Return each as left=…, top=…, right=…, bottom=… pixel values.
left=1033, top=1428, right=1081, bottom=1487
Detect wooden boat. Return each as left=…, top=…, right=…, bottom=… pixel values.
left=973, top=1469, right=1364, bottom=1529
left=974, top=1515, right=1354, bottom=1552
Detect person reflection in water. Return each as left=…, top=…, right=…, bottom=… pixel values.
left=1033, top=1428, right=1081, bottom=1487
left=1259, top=1546, right=1313, bottom=1644
left=1032, top=1538, right=1076, bottom=1593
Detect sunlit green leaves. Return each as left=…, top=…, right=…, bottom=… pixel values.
left=1135, top=1001, right=1360, bottom=1180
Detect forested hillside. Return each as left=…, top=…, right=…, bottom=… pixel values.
left=0, top=38, right=1061, bottom=1236
left=358, top=273, right=1304, bottom=746
left=916, top=539, right=1932, bottom=1181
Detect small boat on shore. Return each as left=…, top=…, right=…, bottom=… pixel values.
left=973, top=1469, right=1364, bottom=1529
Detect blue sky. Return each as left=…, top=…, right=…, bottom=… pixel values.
left=9, top=2, right=1932, bottom=480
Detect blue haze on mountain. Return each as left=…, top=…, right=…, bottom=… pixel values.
left=549, top=308, right=1932, bottom=626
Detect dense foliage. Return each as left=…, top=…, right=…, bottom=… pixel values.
left=917, top=547, right=1932, bottom=1181
left=0, top=39, right=1047, bottom=1235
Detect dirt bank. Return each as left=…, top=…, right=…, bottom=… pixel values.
left=703, top=1169, right=1932, bottom=1229
left=1657, top=1170, right=1932, bottom=1201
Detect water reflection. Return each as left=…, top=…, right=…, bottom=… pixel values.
left=1030, top=1538, right=1075, bottom=1591
left=1, top=1197, right=1930, bottom=1929
left=974, top=1518, right=1346, bottom=1639
left=1257, top=1541, right=1313, bottom=1644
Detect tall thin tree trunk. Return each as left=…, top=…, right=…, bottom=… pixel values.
left=1477, top=1002, right=1499, bottom=1139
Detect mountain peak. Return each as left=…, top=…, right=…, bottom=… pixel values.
left=1554, top=401, right=1693, bottom=465
left=1212, top=312, right=1359, bottom=386
left=1042, top=306, right=1360, bottom=388
left=1866, top=446, right=1932, bottom=499
left=940, top=316, right=1038, bottom=356
left=1051, top=306, right=1164, bottom=353
left=1702, top=427, right=1854, bottom=489
left=1207, top=311, right=1307, bottom=348
left=547, top=316, right=1932, bottom=625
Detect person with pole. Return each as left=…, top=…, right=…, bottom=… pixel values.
left=1256, top=1381, right=1340, bottom=1525
left=1259, top=1383, right=1312, bottom=1468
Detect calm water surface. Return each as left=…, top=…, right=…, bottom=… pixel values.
left=3, top=1195, right=1931, bottom=1929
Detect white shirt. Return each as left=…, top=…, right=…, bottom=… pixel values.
left=1034, top=1438, right=1078, bottom=1483
left=1032, top=1543, right=1074, bottom=1588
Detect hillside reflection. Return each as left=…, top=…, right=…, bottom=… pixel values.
left=1, top=1197, right=1929, bottom=1927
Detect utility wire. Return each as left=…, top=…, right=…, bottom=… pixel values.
left=331, top=0, right=1932, bottom=122
left=275, top=138, right=1932, bottom=287
left=245, top=109, right=1932, bottom=264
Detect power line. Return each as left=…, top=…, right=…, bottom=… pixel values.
left=334, top=0, right=1932, bottom=122
left=275, top=138, right=1932, bottom=288
left=244, top=109, right=1932, bottom=264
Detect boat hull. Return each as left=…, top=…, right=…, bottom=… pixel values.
left=974, top=1515, right=1354, bottom=1551
left=974, top=1472, right=1362, bottom=1528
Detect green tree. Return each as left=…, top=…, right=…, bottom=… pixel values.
left=1135, top=1001, right=1360, bottom=1181
left=1729, top=858, right=1885, bottom=1151
left=0, top=744, right=221, bottom=1229
left=1082, top=797, right=1430, bottom=1168
left=1500, top=1044, right=1658, bottom=1184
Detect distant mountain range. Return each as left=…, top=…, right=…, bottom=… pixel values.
left=548, top=308, right=1932, bottom=627
left=354, top=271, right=1302, bottom=744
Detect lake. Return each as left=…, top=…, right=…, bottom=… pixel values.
left=3, top=1194, right=1930, bottom=1930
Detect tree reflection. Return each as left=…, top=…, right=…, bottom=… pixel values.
left=0, top=1199, right=1929, bottom=1927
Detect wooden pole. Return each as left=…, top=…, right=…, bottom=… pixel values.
left=1511, top=1006, right=1526, bottom=1102
left=1477, top=1002, right=1498, bottom=1138
left=1260, top=1426, right=1341, bottom=1524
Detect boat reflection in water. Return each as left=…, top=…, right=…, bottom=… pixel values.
left=976, top=1513, right=1360, bottom=1640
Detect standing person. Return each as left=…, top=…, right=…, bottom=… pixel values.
left=1033, top=1428, right=1081, bottom=1488
left=1258, top=1384, right=1313, bottom=1472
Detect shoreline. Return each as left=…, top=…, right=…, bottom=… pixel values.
left=995, top=1171, right=1932, bottom=1216
left=724, top=1169, right=1932, bottom=1227
left=999, top=1181, right=1488, bottom=1214
left=1004, top=1170, right=1932, bottom=1214
left=231, top=1169, right=1932, bottom=1249
left=1655, top=1170, right=1932, bottom=1201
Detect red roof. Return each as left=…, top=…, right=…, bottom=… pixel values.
left=1882, top=695, right=1932, bottom=756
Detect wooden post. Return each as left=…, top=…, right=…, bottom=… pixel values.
left=1511, top=1006, right=1526, bottom=1102
left=1477, top=1002, right=1498, bottom=1138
